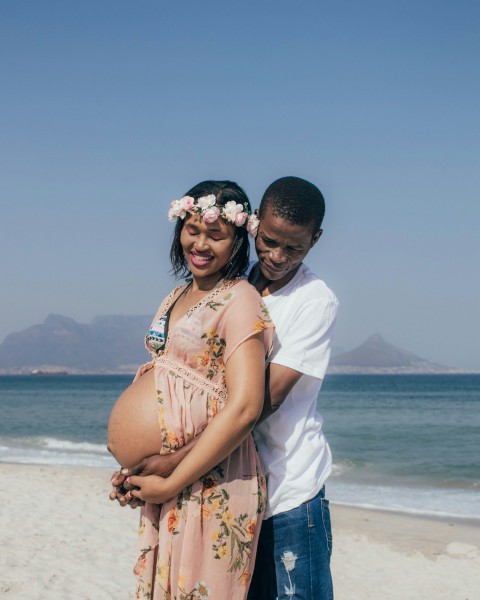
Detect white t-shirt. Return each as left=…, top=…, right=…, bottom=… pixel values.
left=251, top=262, right=339, bottom=518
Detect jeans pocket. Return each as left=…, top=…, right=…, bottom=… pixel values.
left=321, top=497, right=333, bottom=556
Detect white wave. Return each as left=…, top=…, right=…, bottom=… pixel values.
left=0, top=445, right=119, bottom=469
left=326, top=479, right=480, bottom=519
left=0, top=436, right=118, bottom=469
left=331, top=459, right=356, bottom=477
left=40, top=437, right=108, bottom=454
left=332, top=499, right=480, bottom=523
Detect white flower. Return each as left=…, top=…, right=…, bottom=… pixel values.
left=196, top=194, right=216, bottom=210
left=168, top=199, right=186, bottom=221
left=222, top=201, right=242, bottom=223
left=193, top=580, right=210, bottom=599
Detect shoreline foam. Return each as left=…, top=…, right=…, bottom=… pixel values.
left=1, top=450, right=479, bottom=520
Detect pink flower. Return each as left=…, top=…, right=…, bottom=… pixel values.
left=181, top=195, right=195, bottom=211
left=197, top=194, right=216, bottom=210
left=203, top=206, right=220, bottom=223
left=223, top=201, right=248, bottom=226
left=235, top=211, right=248, bottom=226
left=247, top=213, right=260, bottom=237
left=222, top=200, right=240, bottom=223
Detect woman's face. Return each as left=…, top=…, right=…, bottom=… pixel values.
left=180, top=213, right=236, bottom=289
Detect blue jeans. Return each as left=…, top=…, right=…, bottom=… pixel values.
left=248, top=487, right=333, bottom=600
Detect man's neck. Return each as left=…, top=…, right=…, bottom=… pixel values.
left=249, top=263, right=302, bottom=297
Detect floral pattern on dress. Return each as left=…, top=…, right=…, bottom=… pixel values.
left=157, top=389, right=182, bottom=453
left=170, top=465, right=263, bottom=578
left=135, top=279, right=274, bottom=600
left=194, top=329, right=226, bottom=381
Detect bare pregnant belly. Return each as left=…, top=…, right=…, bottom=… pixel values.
left=107, top=367, right=161, bottom=469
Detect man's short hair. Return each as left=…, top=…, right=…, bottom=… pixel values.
left=259, top=176, right=325, bottom=232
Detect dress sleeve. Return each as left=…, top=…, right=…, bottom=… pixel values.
left=221, top=280, right=274, bottom=363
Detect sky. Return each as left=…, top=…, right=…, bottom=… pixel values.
left=1, top=0, right=479, bottom=369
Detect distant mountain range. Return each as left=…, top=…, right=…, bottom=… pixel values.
left=0, top=313, right=152, bottom=373
left=328, top=333, right=459, bottom=374
left=0, top=316, right=462, bottom=374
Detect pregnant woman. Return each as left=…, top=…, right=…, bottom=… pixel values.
left=107, top=180, right=273, bottom=599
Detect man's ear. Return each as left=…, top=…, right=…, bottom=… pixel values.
left=311, top=229, right=323, bottom=248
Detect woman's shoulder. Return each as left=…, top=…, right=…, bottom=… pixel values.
left=228, top=277, right=261, bottom=295
left=225, top=278, right=263, bottom=302
left=153, top=283, right=189, bottom=318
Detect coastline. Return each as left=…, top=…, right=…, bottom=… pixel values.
left=1, top=463, right=479, bottom=599
left=2, top=368, right=480, bottom=375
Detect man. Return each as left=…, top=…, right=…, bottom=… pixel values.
left=246, top=176, right=338, bottom=599
left=112, top=176, right=338, bottom=599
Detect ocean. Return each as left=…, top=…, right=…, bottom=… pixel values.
left=1, top=374, right=478, bottom=519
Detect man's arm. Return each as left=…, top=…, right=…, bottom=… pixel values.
left=258, top=294, right=339, bottom=424
left=257, top=362, right=302, bottom=423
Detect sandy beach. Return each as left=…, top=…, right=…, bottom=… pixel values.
left=1, top=464, right=479, bottom=600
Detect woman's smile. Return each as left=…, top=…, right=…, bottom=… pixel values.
left=189, top=251, right=214, bottom=268
left=180, top=214, right=235, bottom=287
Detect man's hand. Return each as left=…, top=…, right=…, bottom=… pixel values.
left=109, top=471, right=141, bottom=508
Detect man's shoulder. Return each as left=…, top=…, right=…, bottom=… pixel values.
left=288, top=264, right=338, bottom=306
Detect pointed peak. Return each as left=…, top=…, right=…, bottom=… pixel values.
left=330, top=333, right=427, bottom=368
left=364, top=333, right=385, bottom=344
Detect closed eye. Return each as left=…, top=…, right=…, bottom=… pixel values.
left=260, top=236, right=276, bottom=247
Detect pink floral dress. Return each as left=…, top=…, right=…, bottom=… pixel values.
left=134, top=278, right=273, bottom=600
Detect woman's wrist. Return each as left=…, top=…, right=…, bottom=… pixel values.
left=166, top=470, right=187, bottom=498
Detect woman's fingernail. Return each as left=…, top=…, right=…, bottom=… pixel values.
left=121, top=468, right=129, bottom=475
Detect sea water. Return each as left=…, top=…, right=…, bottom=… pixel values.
left=321, top=374, right=479, bottom=519
left=1, top=374, right=478, bottom=519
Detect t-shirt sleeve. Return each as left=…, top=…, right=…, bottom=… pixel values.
left=221, top=282, right=274, bottom=363
left=270, top=295, right=339, bottom=379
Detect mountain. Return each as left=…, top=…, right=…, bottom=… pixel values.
left=0, top=313, right=152, bottom=373
left=328, top=333, right=455, bottom=373
left=0, top=319, right=461, bottom=375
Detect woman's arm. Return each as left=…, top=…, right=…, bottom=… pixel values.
left=128, top=334, right=266, bottom=504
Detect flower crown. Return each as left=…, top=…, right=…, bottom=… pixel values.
left=168, top=194, right=260, bottom=237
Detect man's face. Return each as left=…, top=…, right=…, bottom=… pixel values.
left=254, top=206, right=321, bottom=285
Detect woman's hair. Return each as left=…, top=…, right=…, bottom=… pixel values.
left=170, top=180, right=251, bottom=280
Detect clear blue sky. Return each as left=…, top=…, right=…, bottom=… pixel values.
left=1, top=0, right=479, bottom=369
